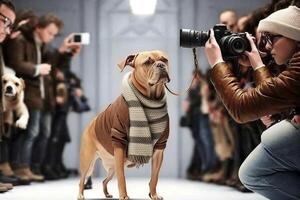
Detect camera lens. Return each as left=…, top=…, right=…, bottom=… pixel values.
left=221, top=35, right=247, bottom=56
left=231, top=37, right=246, bottom=54
left=180, top=29, right=209, bottom=48
left=233, top=40, right=244, bottom=50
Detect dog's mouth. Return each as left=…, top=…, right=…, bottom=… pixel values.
left=4, top=92, right=16, bottom=97
left=4, top=87, right=16, bottom=97
left=148, top=70, right=170, bottom=87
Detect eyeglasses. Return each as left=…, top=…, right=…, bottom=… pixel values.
left=258, top=32, right=282, bottom=52
left=0, top=12, right=13, bottom=31
left=261, top=32, right=282, bottom=46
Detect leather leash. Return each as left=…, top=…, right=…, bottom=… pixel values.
left=164, top=48, right=201, bottom=96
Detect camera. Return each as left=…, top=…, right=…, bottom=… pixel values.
left=180, top=24, right=251, bottom=59
left=72, top=32, right=90, bottom=45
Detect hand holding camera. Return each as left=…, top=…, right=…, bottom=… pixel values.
left=10, top=19, right=30, bottom=39
left=242, top=33, right=265, bottom=70
left=204, top=29, right=224, bottom=67
left=180, top=24, right=266, bottom=70
left=180, top=24, right=251, bottom=58
left=59, top=32, right=89, bottom=54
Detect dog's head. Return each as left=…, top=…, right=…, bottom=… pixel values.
left=2, top=73, right=25, bottom=99
left=118, top=50, right=170, bottom=88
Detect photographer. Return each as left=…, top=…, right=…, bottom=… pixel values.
left=205, top=5, right=300, bottom=200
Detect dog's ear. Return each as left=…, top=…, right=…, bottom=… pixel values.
left=20, top=78, right=25, bottom=89
left=117, top=54, right=137, bottom=72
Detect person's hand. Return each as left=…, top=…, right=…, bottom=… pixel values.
left=291, top=115, right=300, bottom=127
left=74, top=88, right=83, bottom=97
left=59, top=33, right=82, bottom=55
left=71, top=44, right=82, bottom=56
left=182, top=100, right=190, bottom=112
left=244, top=33, right=264, bottom=70
left=39, top=64, right=51, bottom=75
left=58, top=33, right=74, bottom=53
left=10, top=31, right=21, bottom=39
left=56, top=96, right=64, bottom=105
left=260, top=115, right=274, bottom=128
left=10, top=19, right=30, bottom=39
left=55, top=70, right=65, bottom=81
left=204, top=29, right=224, bottom=67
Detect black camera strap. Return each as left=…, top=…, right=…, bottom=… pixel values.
left=164, top=48, right=201, bottom=96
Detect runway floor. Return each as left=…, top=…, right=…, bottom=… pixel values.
left=1, top=178, right=268, bottom=200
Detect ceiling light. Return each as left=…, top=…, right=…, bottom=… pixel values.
left=129, top=0, right=158, bottom=15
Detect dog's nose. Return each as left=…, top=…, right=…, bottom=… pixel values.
left=6, top=86, right=13, bottom=93
left=157, top=63, right=165, bottom=69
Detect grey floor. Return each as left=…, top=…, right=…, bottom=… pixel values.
left=1, top=178, right=268, bottom=200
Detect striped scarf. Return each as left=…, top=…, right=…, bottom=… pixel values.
left=121, top=72, right=168, bottom=165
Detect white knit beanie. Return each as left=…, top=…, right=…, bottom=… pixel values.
left=257, top=6, right=300, bottom=41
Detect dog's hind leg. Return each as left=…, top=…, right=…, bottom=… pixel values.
left=78, top=132, right=97, bottom=200
left=102, top=167, right=115, bottom=198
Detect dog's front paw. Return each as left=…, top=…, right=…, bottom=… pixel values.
left=149, top=193, right=163, bottom=200
left=15, top=118, right=28, bottom=129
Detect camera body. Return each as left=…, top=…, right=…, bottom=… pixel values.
left=180, top=24, right=251, bottom=59
left=72, top=32, right=90, bottom=45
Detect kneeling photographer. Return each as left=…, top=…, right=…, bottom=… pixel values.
left=202, top=5, right=300, bottom=200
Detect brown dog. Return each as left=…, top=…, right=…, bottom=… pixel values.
left=78, top=50, right=170, bottom=200
left=2, top=73, right=29, bottom=129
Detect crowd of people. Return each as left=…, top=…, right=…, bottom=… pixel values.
left=181, top=0, right=300, bottom=196
left=0, top=0, right=89, bottom=193
left=0, top=0, right=299, bottom=199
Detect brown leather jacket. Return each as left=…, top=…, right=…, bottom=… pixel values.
left=210, top=51, right=300, bottom=123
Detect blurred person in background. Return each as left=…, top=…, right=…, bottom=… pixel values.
left=4, top=12, right=80, bottom=182
left=0, top=0, right=16, bottom=193
left=180, top=69, right=203, bottom=180
left=219, top=10, right=238, bottom=32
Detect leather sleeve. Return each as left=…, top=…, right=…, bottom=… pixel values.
left=210, top=53, right=300, bottom=123
left=253, top=66, right=272, bottom=84
left=5, top=37, right=37, bottom=76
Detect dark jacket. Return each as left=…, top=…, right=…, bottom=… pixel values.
left=4, top=30, right=72, bottom=110
left=42, top=47, right=72, bottom=112
left=210, top=51, right=300, bottom=123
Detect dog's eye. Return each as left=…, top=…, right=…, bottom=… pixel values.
left=144, top=58, right=154, bottom=65
left=161, top=57, right=168, bottom=63
left=15, top=82, right=19, bottom=87
left=3, top=80, right=7, bottom=84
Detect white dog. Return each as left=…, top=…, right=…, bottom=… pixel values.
left=2, top=73, right=29, bottom=129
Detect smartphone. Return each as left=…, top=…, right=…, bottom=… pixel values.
left=73, top=33, right=90, bottom=45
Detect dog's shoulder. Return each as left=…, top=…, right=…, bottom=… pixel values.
left=112, top=96, right=130, bottom=120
